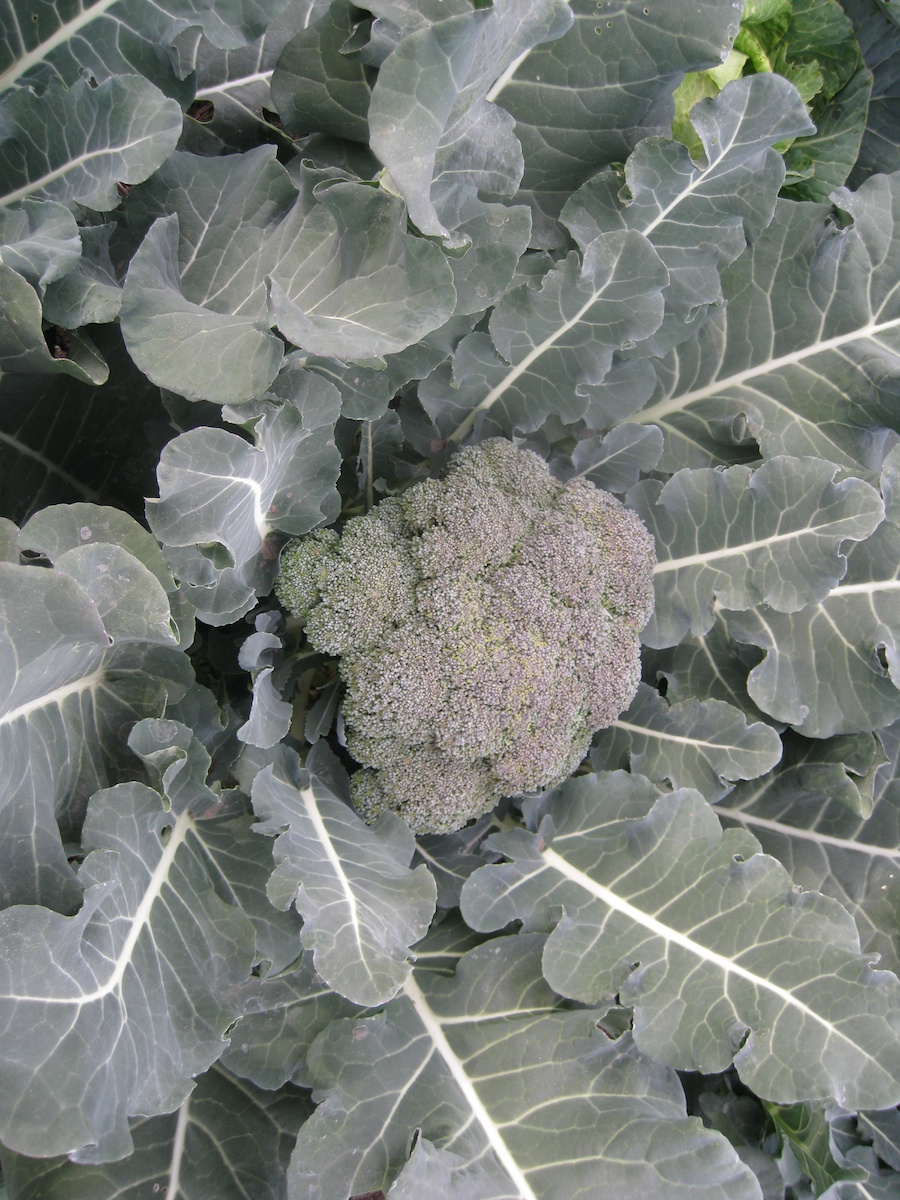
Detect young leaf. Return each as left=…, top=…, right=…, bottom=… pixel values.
left=461, top=771, right=900, bottom=1109
left=591, top=682, right=783, bottom=800
left=146, top=375, right=342, bottom=625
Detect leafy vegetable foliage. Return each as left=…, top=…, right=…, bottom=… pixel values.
left=0, top=0, right=899, bottom=1197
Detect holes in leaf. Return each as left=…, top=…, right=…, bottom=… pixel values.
left=876, top=645, right=890, bottom=672
left=187, top=99, right=215, bottom=124
left=43, top=326, right=71, bottom=360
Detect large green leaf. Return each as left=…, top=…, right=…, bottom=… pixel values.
left=0, top=1065, right=311, bottom=1200
left=120, top=149, right=456, bottom=402
left=418, top=229, right=668, bottom=439
left=560, top=74, right=814, bottom=355
left=488, top=0, right=742, bottom=244
left=251, top=744, right=437, bottom=1007
left=0, top=76, right=182, bottom=211
left=0, top=198, right=80, bottom=290
left=0, top=779, right=258, bottom=1161
left=177, top=0, right=331, bottom=153
left=146, top=370, right=341, bottom=625
left=631, top=175, right=900, bottom=474
left=629, top=457, right=885, bottom=649
left=0, top=0, right=293, bottom=99
left=366, top=0, right=572, bottom=241
left=0, top=556, right=191, bottom=912
left=461, top=771, right=900, bottom=1109
left=287, top=935, right=760, bottom=1200
left=713, top=726, right=900, bottom=975
left=723, top=519, right=900, bottom=736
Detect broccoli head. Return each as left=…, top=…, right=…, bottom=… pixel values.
left=275, top=438, right=656, bottom=834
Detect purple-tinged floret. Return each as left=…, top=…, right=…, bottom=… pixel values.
left=276, top=438, right=656, bottom=834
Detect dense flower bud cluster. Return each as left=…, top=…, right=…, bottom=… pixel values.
left=276, top=438, right=656, bottom=833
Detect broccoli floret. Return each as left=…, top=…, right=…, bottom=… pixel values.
left=276, top=438, right=656, bottom=834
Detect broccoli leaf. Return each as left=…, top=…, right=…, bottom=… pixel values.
left=461, top=771, right=900, bottom=1109
left=0, top=780, right=257, bottom=1161
left=0, top=1064, right=311, bottom=1200
left=591, top=683, right=783, bottom=799
left=723, top=520, right=900, bottom=736
left=631, top=176, right=900, bottom=475
left=0, top=76, right=182, bottom=212
left=287, top=935, right=760, bottom=1200
left=251, top=744, right=437, bottom=1007
left=630, top=457, right=885, bottom=649
left=714, top=727, right=900, bottom=972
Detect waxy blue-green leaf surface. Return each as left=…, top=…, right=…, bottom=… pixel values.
left=252, top=745, right=437, bottom=1006
left=723, top=520, right=900, bottom=736
left=0, top=1064, right=311, bottom=1200
left=146, top=372, right=341, bottom=625
left=0, top=75, right=182, bottom=212
left=0, top=0, right=293, bottom=98
left=461, top=772, right=900, bottom=1109
left=629, top=457, right=885, bottom=649
left=631, top=175, right=900, bottom=474
left=0, top=780, right=257, bottom=1161
left=287, top=935, right=761, bottom=1200
left=367, top=0, right=571, bottom=241
left=121, top=148, right=456, bottom=403
left=488, top=0, right=743, bottom=244
left=591, top=683, right=783, bottom=800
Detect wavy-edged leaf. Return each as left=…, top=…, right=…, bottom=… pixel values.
left=121, top=149, right=456, bottom=401
left=0, top=76, right=182, bottom=212
left=560, top=74, right=814, bottom=354
left=629, top=457, right=885, bottom=649
left=713, top=725, right=900, bottom=973
left=419, top=229, right=667, bottom=440
left=631, top=175, right=900, bottom=474
left=0, top=779, right=258, bottom=1161
left=251, top=744, right=437, bottom=1007
left=763, top=1100, right=866, bottom=1193
left=0, top=0, right=292, bottom=98
left=556, top=424, right=664, bottom=494
left=0, top=559, right=191, bottom=912
left=367, top=0, right=571, bottom=241
left=461, top=771, right=900, bottom=1109
left=0, top=1064, right=310, bottom=1200
left=487, top=0, right=742, bottom=245
left=723, top=520, right=900, bottom=736
left=287, top=935, right=760, bottom=1200
left=146, top=371, right=341, bottom=625
left=591, top=682, right=783, bottom=800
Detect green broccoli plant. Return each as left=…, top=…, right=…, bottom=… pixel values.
left=275, top=438, right=656, bottom=833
